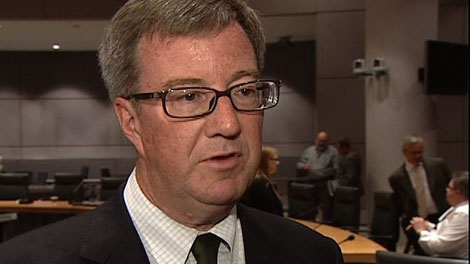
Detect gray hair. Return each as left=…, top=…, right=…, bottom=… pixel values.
left=402, top=135, right=424, bottom=150
left=452, top=170, right=468, bottom=199
left=98, top=0, right=265, bottom=100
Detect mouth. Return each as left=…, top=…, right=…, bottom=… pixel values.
left=202, top=151, right=242, bottom=169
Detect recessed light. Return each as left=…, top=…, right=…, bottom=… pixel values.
left=52, top=43, right=61, bottom=50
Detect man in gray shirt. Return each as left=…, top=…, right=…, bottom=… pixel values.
left=297, top=130, right=339, bottom=221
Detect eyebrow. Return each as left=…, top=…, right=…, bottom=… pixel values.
left=161, top=78, right=204, bottom=90
left=230, top=70, right=259, bottom=82
left=159, top=70, right=260, bottom=90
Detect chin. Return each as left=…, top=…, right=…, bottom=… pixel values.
left=205, top=181, right=245, bottom=205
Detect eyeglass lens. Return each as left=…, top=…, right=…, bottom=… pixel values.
left=163, top=81, right=279, bottom=118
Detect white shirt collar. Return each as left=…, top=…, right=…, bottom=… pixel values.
left=405, top=160, right=423, bottom=170
left=123, top=168, right=239, bottom=264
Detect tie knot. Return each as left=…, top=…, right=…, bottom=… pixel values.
left=191, top=233, right=221, bottom=264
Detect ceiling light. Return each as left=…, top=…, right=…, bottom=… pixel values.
left=52, top=43, right=61, bottom=50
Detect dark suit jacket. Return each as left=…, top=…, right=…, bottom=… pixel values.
left=0, top=187, right=343, bottom=264
left=388, top=157, right=451, bottom=228
left=337, top=151, right=363, bottom=195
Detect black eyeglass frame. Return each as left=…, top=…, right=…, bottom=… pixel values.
left=124, top=80, right=281, bottom=118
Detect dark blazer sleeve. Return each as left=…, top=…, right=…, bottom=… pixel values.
left=239, top=204, right=344, bottom=264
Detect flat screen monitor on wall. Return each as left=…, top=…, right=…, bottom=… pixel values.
left=424, top=40, right=468, bottom=95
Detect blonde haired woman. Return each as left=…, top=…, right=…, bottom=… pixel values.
left=241, top=146, right=284, bottom=216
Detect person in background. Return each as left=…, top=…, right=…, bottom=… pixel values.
left=389, top=135, right=451, bottom=255
left=334, top=137, right=362, bottom=195
left=296, top=130, right=338, bottom=222
left=241, top=145, right=284, bottom=216
left=0, top=1, right=343, bottom=263
left=409, top=171, right=468, bottom=259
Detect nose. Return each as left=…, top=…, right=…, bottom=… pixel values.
left=204, top=96, right=241, bottom=138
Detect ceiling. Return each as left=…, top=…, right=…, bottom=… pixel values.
left=0, top=0, right=316, bottom=51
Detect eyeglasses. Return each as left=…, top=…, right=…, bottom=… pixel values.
left=125, top=80, right=281, bottom=118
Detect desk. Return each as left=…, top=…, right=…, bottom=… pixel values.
left=293, top=219, right=386, bottom=263
left=0, top=200, right=100, bottom=241
left=45, top=178, right=101, bottom=184
left=0, top=200, right=99, bottom=214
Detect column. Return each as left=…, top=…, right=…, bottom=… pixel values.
left=365, top=0, right=439, bottom=193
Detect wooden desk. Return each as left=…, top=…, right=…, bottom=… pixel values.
left=0, top=200, right=99, bottom=214
left=293, top=219, right=386, bottom=263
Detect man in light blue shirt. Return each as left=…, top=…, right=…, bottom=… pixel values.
left=297, top=130, right=339, bottom=221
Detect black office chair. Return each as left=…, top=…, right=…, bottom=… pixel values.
left=53, top=173, right=84, bottom=201
left=368, top=191, right=399, bottom=251
left=376, top=251, right=469, bottom=264
left=99, top=177, right=127, bottom=201
left=10, top=171, right=33, bottom=182
left=0, top=172, right=31, bottom=200
left=100, top=168, right=112, bottom=178
left=81, top=166, right=89, bottom=179
left=287, top=181, right=317, bottom=220
left=32, top=171, right=48, bottom=184
left=330, top=186, right=360, bottom=232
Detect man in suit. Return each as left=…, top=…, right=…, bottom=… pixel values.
left=335, top=137, right=363, bottom=195
left=0, top=0, right=343, bottom=263
left=389, top=135, right=451, bottom=256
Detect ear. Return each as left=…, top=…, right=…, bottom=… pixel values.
left=114, top=97, right=144, bottom=153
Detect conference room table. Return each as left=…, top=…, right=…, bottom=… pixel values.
left=0, top=199, right=102, bottom=241
left=0, top=200, right=100, bottom=214
left=293, top=218, right=386, bottom=263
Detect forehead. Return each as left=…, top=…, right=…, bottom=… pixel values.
left=449, top=179, right=455, bottom=186
left=136, top=23, right=257, bottom=89
left=317, top=133, right=328, bottom=141
left=405, top=142, right=424, bottom=151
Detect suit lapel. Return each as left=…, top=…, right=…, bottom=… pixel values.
left=238, top=204, right=281, bottom=263
left=79, top=188, right=149, bottom=264
left=399, top=164, right=417, bottom=203
left=422, top=159, right=436, bottom=193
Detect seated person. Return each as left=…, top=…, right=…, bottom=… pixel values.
left=241, top=146, right=284, bottom=216
left=409, top=171, right=468, bottom=259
